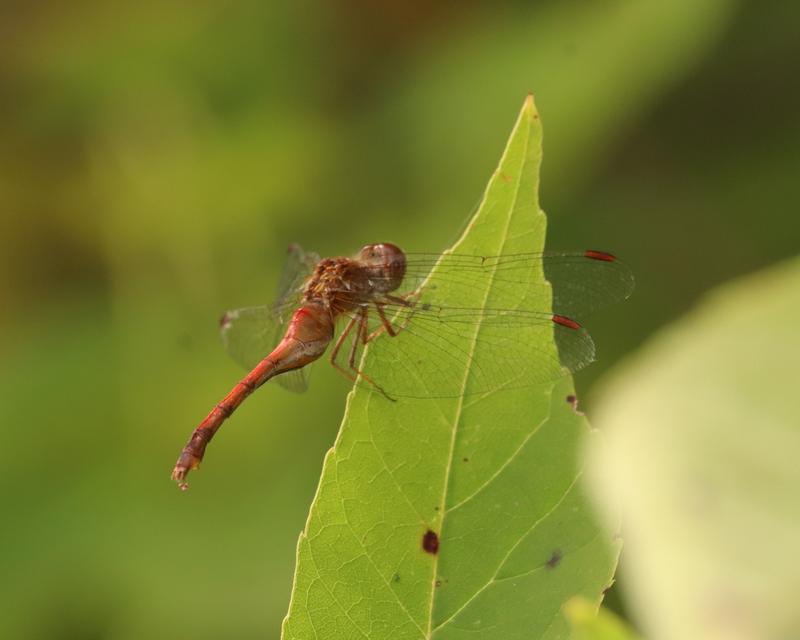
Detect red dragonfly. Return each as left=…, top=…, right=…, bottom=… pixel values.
left=171, top=242, right=633, bottom=489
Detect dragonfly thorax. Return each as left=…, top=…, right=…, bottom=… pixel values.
left=300, top=244, right=407, bottom=314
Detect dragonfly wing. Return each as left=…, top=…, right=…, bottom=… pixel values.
left=377, top=250, right=634, bottom=321
left=269, top=244, right=319, bottom=393
left=219, top=304, right=313, bottom=393
left=220, top=305, right=282, bottom=371
left=218, top=244, right=320, bottom=393
left=544, top=253, right=635, bottom=319
left=275, top=244, right=321, bottom=309
left=347, top=302, right=596, bottom=399
left=273, top=368, right=311, bottom=394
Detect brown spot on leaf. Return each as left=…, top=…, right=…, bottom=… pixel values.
left=546, top=549, right=562, bottom=569
left=422, top=529, right=439, bottom=555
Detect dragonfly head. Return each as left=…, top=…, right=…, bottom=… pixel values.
left=358, top=243, right=407, bottom=293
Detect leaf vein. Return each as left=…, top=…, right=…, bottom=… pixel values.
left=334, top=455, right=428, bottom=638
left=432, top=471, right=582, bottom=633
left=444, top=392, right=552, bottom=515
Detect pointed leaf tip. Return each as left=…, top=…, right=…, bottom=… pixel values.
left=522, top=93, right=539, bottom=120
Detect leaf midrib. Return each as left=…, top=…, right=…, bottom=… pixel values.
left=426, top=114, right=533, bottom=639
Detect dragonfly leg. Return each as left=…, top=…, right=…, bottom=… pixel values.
left=329, top=313, right=359, bottom=383
left=350, top=309, right=368, bottom=363
left=331, top=309, right=390, bottom=399
left=385, top=293, right=413, bottom=307
left=366, top=300, right=413, bottom=342
left=334, top=307, right=395, bottom=401
left=374, top=304, right=396, bottom=337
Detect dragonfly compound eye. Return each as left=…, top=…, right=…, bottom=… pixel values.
left=359, top=243, right=407, bottom=293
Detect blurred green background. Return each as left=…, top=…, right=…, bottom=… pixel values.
left=1, top=1, right=798, bottom=638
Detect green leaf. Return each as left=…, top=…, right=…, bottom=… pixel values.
left=586, top=257, right=800, bottom=640
left=565, top=598, right=640, bottom=640
left=282, top=96, right=619, bottom=639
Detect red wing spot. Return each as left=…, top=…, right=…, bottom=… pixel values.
left=422, top=529, right=439, bottom=555
left=546, top=549, right=562, bottom=569
left=219, top=313, right=231, bottom=329
left=552, top=314, right=581, bottom=330
left=584, top=249, right=617, bottom=262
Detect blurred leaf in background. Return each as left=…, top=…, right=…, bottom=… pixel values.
left=586, top=257, right=800, bottom=640
left=565, top=598, right=639, bottom=640
left=1, top=0, right=798, bottom=638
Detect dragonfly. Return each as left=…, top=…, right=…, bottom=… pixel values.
left=171, top=242, right=634, bottom=489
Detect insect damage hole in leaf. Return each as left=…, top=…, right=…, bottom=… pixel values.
left=281, top=95, right=621, bottom=640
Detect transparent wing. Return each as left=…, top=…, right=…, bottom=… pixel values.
left=220, top=305, right=311, bottom=392
left=330, top=300, right=594, bottom=399
left=366, top=250, right=634, bottom=321
left=272, top=369, right=311, bottom=394
left=219, top=244, right=320, bottom=393
left=274, top=243, right=321, bottom=310
left=328, top=248, right=632, bottom=398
